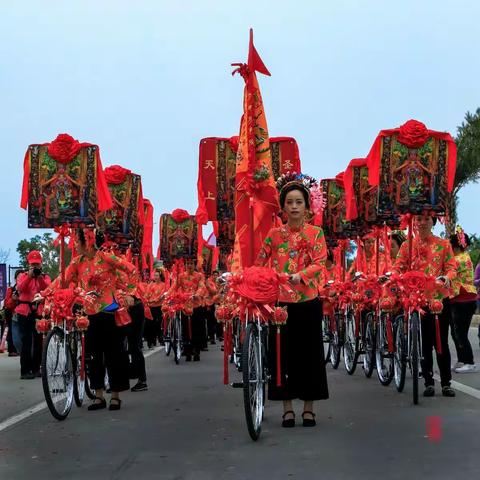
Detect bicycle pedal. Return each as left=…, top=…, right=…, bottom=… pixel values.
left=230, top=382, right=244, bottom=388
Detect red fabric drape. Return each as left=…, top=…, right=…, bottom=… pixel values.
left=21, top=139, right=112, bottom=212
left=142, top=199, right=154, bottom=278
left=232, top=30, right=279, bottom=269
left=343, top=158, right=367, bottom=221
left=366, top=120, right=457, bottom=192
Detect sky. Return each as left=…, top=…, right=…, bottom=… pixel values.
left=0, top=0, right=479, bottom=266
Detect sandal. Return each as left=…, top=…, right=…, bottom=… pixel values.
left=109, top=398, right=122, bottom=411
left=87, top=397, right=107, bottom=411
left=301, top=411, right=316, bottom=427
left=281, top=410, right=295, bottom=428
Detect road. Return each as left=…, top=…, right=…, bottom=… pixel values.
left=0, top=329, right=479, bottom=480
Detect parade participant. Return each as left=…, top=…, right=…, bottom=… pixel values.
left=45, top=229, right=135, bottom=410
left=144, top=268, right=167, bottom=348
left=170, top=258, right=207, bottom=361
left=15, top=251, right=51, bottom=379
left=448, top=228, right=477, bottom=373
left=127, top=268, right=148, bottom=393
left=393, top=213, right=457, bottom=397
left=257, top=178, right=328, bottom=428
left=205, top=270, right=221, bottom=345
left=3, top=272, right=21, bottom=357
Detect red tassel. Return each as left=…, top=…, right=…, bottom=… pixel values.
left=276, top=326, right=282, bottom=387
left=386, top=314, right=394, bottom=354
left=81, top=333, right=86, bottom=380
left=435, top=314, right=442, bottom=355
left=188, top=316, right=192, bottom=341
left=223, top=324, right=229, bottom=385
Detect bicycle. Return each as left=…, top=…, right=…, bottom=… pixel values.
left=37, top=289, right=90, bottom=420
left=241, top=310, right=269, bottom=441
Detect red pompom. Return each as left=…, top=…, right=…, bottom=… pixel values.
left=47, top=133, right=82, bottom=164
left=397, top=119, right=429, bottom=148
left=272, top=306, right=288, bottom=325
left=171, top=209, right=191, bottom=223
left=75, top=316, right=90, bottom=331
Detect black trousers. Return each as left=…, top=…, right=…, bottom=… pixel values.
left=449, top=300, right=476, bottom=365
left=86, top=312, right=130, bottom=392
left=125, top=302, right=147, bottom=382
left=17, top=313, right=42, bottom=375
left=206, top=305, right=217, bottom=340
left=421, top=300, right=451, bottom=388
left=5, top=310, right=17, bottom=354
left=268, top=298, right=329, bottom=401
left=183, top=307, right=207, bottom=356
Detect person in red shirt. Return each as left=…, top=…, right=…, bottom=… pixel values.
left=3, top=272, right=22, bottom=357
left=15, top=251, right=51, bottom=379
left=393, top=213, right=457, bottom=397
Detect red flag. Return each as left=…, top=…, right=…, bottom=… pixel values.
left=231, top=30, right=279, bottom=270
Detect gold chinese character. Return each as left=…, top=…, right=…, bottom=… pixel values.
left=283, top=159, right=293, bottom=170
left=206, top=191, right=215, bottom=201
left=204, top=159, right=215, bottom=170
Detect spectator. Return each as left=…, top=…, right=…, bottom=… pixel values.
left=449, top=230, right=477, bottom=373
left=15, top=251, right=51, bottom=379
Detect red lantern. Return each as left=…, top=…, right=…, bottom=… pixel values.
left=272, top=306, right=288, bottom=325
left=36, top=319, right=51, bottom=334
left=75, top=316, right=90, bottom=331
left=430, top=299, right=443, bottom=315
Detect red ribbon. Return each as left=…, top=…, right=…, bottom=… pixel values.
left=223, top=324, right=230, bottom=385
left=386, top=314, right=394, bottom=354
left=435, top=315, right=442, bottom=355
left=276, top=326, right=282, bottom=387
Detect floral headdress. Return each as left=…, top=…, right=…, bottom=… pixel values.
left=276, top=171, right=325, bottom=222
left=455, top=225, right=467, bottom=249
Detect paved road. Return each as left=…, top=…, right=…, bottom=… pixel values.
left=0, top=331, right=479, bottom=480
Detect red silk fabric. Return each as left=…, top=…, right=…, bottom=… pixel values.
left=343, top=158, right=367, bottom=221
left=366, top=120, right=457, bottom=192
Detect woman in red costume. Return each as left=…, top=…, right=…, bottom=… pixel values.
left=144, top=268, right=167, bottom=348
left=170, top=258, right=207, bottom=361
left=44, top=229, right=136, bottom=410
left=257, top=178, right=328, bottom=428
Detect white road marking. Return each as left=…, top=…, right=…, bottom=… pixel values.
left=433, top=374, right=480, bottom=400
left=0, top=345, right=164, bottom=433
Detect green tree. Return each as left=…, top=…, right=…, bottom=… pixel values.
left=447, top=108, right=480, bottom=235
left=16, top=233, right=71, bottom=279
left=468, top=233, right=480, bottom=268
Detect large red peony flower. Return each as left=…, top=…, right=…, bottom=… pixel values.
left=397, top=120, right=429, bottom=148
left=48, top=133, right=83, bottom=164
left=104, top=165, right=131, bottom=185
left=234, top=266, right=280, bottom=304
left=171, top=208, right=191, bottom=223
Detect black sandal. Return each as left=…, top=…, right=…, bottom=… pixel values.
left=301, top=411, right=316, bottom=427
left=282, top=410, right=295, bottom=428
left=109, top=398, right=122, bottom=411
left=87, top=397, right=107, bottom=411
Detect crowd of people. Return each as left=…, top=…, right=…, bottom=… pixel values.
left=1, top=182, right=480, bottom=426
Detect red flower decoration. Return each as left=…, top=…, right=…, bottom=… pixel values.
left=47, top=133, right=82, bottom=164
left=51, top=288, right=77, bottom=321
left=171, top=208, right=191, bottom=223
left=397, top=120, right=429, bottom=148
left=104, top=165, right=131, bottom=185
left=429, top=299, right=444, bottom=314
left=234, top=266, right=280, bottom=304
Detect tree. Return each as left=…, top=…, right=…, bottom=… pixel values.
left=16, top=233, right=71, bottom=279
left=0, top=248, right=10, bottom=264
left=447, top=108, right=480, bottom=235
left=468, top=233, right=480, bottom=268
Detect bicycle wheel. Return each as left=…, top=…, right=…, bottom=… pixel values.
left=329, top=314, right=341, bottom=369
left=363, top=312, right=375, bottom=378
left=344, top=310, right=359, bottom=375
left=42, top=328, right=74, bottom=421
left=375, top=313, right=394, bottom=386
left=410, top=312, right=420, bottom=405
left=164, top=319, right=172, bottom=356
left=393, top=315, right=406, bottom=392
left=242, top=322, right=264, bottom=441
left=72, top=333, right=85, bottom=407
left=173, top=314, right=182, bottom=364
left=232, top=317, right=243, bottom=371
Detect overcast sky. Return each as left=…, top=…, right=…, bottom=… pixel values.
left=1, top=0, right=479, bottom=266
